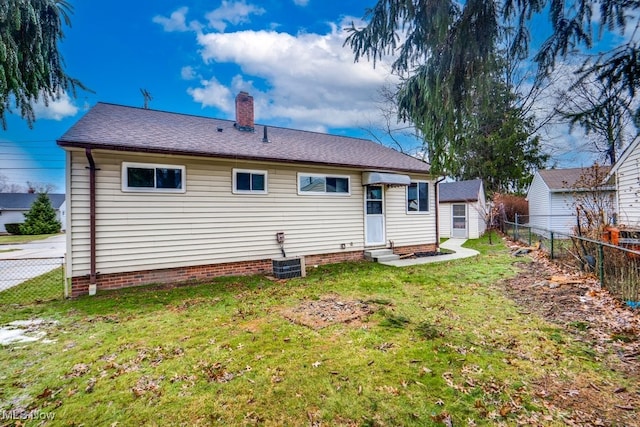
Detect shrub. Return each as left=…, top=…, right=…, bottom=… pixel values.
left=4, top=223, right=23, bottom=235
left=493, top=193, right=528, bottom=222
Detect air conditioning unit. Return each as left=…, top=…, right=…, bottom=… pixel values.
left=272, top=257, right=305, bottom=279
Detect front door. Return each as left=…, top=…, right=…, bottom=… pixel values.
left=365, top=185, right=385, bottom=245
left=451, top=204, right=467, bottom=238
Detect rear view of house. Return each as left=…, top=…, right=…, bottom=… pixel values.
left=57, top=93, right=437, bottom=296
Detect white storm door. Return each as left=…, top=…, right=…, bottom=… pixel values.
left=451, top=204, right=468, bottom=238
left=365, top=185, right=385, bottom=245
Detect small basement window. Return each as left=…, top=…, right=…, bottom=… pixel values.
left=233, top=169, right=268, bottom=194
left=122, top=162, right=186, bottom=193
left=407, top=181, right=429, bottom=213
left=298, top=173, right=350, bottom=195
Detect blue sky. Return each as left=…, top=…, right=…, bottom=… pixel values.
left=1, top=0, right=398, bottom=191
left=0, top=1, right=633, bottom=192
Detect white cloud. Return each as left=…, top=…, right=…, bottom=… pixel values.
left=32, top=92, right=78, bottom=120
left=181, top=66, right=197, bottom=80
left=189, top=17, right=396, bottom=131
left=293, top=0, right=310, bottom=6
left=205, top=1, right=265, bottom=33
left=153, top=7, right=190, bottom=32
left=187, top=77, right=234, bottom=113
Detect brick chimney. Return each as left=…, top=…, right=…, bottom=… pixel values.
left=234, top=91, right=254, bottom=132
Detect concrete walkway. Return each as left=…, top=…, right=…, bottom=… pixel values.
left=379, top=238, right=479, bottom=267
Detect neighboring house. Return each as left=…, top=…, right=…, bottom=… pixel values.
left=0, top=193, right=66, bottom=233
left=438, top=179, right=487, bottom=239
left=57, top=92, right=437, bottom=297
left=526, top=167, right=613, bottom=235
left=606, top=136, right=640, bottom=228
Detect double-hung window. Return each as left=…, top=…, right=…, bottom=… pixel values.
left=233, top=169, right=267, bottom=194
left=407, top=181, right=429, bottom=213
left=122, top=162, right=185, bottom=193
left=298, top=173, right=350, bottom=195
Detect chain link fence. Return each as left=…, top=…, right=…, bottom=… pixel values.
left=0, top=257, right=65, bottom=305
left=504, top=221, right=640, bottom=309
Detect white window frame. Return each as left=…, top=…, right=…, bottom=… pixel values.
left=297, top=173, right=351, bottom=196
left=232, top=168, right=268, bottom=194
left=121, top=162, right=186, bottom=193
left=406, top=180, right=430, bottom=214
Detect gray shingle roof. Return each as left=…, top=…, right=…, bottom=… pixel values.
left=537, top=167, right=611, bottom=191
left=0, top=193, right=65, bottom=210
left=57, top=103, right=431, bottom=174
left=439, top=179, right=483, bottom=203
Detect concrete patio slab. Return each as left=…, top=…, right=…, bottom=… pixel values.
left=379, top=238, right=479, bottom=267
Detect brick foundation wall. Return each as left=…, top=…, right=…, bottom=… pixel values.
left=70, top=250, right=366, bottom=297
left=304, top=250, right=364, bottom=266
left=392, top=243, right=438, bottom=255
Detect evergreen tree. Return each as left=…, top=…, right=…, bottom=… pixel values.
left=0, top=0, right=87, bottom=129
left=345, top=0, right=640, bottom=175
left=453, top=75, right=549, bottom=194
left=20, top=193, right=61, bottom=235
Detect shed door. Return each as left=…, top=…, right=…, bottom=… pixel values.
left=365, top=185, right=385, bottom=245
left=451, top=204, right=468, bottom=238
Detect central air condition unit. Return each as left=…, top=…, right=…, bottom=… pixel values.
left=272, top=257, right=305, bottom=279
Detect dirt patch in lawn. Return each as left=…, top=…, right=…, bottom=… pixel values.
left=498, top=242, right=640, bottom=425
left=281, top=295, right=375, bottom=329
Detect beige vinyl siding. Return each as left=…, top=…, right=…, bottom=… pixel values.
left=385, top=179, right=436, bottom=246
left=439, top=203, right=452, bottom=238
left=67, top=150, right=368, bottom=276
left=615, top=147, right=640, bottom=227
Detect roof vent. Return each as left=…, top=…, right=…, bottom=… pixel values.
left=262, top=126, right=270, bottom=143
left=217, top=127, right=223, bottom=132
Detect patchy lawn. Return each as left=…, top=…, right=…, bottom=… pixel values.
left=0, top=233, right=638, bottom=426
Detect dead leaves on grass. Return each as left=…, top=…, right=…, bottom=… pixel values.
left=131, top=375, right=163, bottom=398
left=501, top=240, right=640, bottom=425
left=533, top=373, right=638, bottom=426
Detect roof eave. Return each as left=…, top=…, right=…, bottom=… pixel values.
left=439, top=198, right=479, bottom=203
left=57, top=140, right=432, bottom=175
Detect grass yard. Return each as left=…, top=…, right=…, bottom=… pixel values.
left=0, top=267, right=65, bottom=305
left=0, top=233, right=61, bottom=245
left=0, top=234, right=637, bottom=426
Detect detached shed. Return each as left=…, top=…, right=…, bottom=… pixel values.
left=438, top=179, right=486, bottom=239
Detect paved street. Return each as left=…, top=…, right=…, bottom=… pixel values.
left=0, top=235, right=66, bottom=291
left=0, top=234, right=66, bottom=259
